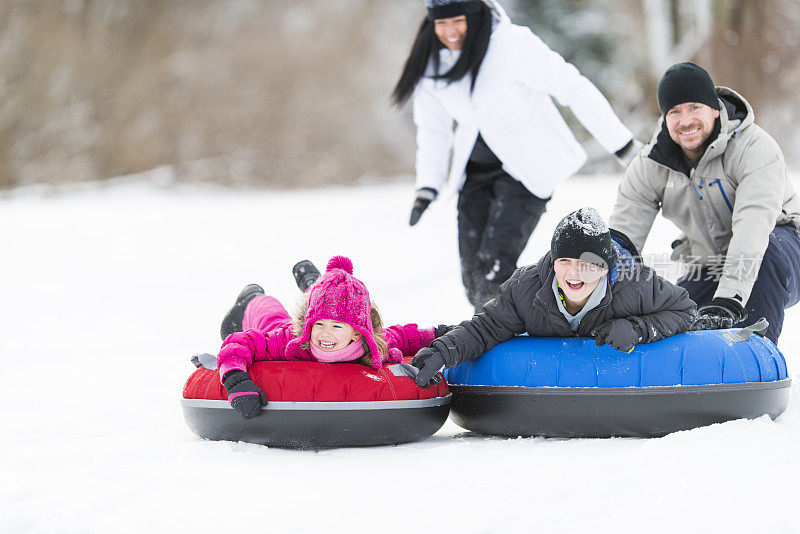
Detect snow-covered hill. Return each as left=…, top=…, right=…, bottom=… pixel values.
left=2, top=173, right=798, bottom=533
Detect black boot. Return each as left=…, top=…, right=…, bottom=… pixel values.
left=220, top=284, right=264, bottom=340
left=292, top=260, right=320, bottom=292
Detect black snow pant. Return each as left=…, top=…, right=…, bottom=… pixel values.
left=457, top=160, right=549, bottom=312
left=677, top=224, right=800, bottom=344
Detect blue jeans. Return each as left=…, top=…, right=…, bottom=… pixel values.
left=677, top=224, right=800, bottom=344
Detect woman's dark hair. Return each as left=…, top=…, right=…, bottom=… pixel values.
left=391, top=4, right=492, bottom=107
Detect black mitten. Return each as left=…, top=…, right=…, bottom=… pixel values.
left=434, top=324, right=456, bottom=338
left=411, top=347, right=446, bottom=387
left=592, top=319, right=641, bottom=353
left=409, top=187, right=437, bottom=226
left=691, top=298, right=747, bottom=331
left=222, top=370, right=268, bottom=419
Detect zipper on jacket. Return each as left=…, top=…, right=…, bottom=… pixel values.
left=709, top=178, right=734, bottom=213
left=533, top=295, right=574, bottom=332
left=687, top=168, right=703, bottom=199
left=575, top=289, right=616, bottom=337
left=681, top=172, right=720, bottom=255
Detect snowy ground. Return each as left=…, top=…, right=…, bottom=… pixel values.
left=2, top=172, right=799, bottom=533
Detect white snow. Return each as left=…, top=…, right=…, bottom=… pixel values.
left=2, top=173, right=799, bottom=534
left=559, top=206, right=609, bottom=236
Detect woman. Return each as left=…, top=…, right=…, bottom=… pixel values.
left=411, top=208, right=697, bottom=387
left=393, top=0, right=642, bottom=312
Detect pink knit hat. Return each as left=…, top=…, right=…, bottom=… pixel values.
left=289, top=256, right=402, bottom=369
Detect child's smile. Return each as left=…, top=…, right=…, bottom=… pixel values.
left=564, top=277, right=585, bottom=292
left=554, top=257, right=609, bottom=310
left=310, top=319, right=361, bottom=352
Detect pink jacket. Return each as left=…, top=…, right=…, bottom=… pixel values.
left=217, top=294, right=436, bottom=379
left=217, top=323, right=436, bottom=379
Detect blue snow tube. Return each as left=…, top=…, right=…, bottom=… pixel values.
left=444, top=320, right=791, bottom=437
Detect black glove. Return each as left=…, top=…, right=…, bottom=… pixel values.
left=222, top=370, right=268, bottom=419
left=409, top=187, right=437, bottom=226
left=434, top=324, right=456, bottom=338
left=691, top=298, right=747, bottom=331
left=412, top=347, right=446, bottom=387
left=614, top=138, right=644, bottom=167
left=592, top=319, right=641, bottom=353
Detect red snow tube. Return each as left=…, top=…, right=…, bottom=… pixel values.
left=181, top=355, right=450, bottom=449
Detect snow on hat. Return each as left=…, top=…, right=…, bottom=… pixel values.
left=550, top=208, right=616, bottom=269
left=657, top=62, right=720, bottom=115
left=289, top=256, right=401, bottom=370
left=426, top=0, right=484, bottom=20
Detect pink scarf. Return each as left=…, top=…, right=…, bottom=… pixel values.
left=309, top=340, right=365, bottom=363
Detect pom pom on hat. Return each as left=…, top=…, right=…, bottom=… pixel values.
left=326, top=255, right=353, bottom=274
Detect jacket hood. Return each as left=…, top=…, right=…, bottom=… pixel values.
left=608, top=234, right=637, bottom=285
left=285, top=256, right=402, bottom=370
left=646, top=86, right=753, bottom=175
left=483, top=0, right=511, bottom=27
left=431, top=0, right=509, bottom=73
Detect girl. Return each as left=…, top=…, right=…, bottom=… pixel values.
left=217, top=256, right=447, bottom=419
left=394, top=0, right=642, bottom=312
left=412, top=208, right=697, bottom=386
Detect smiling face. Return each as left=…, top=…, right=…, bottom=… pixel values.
left=553, top=258, right=609, bottom=311
left=310, top=319, right=361, bottom=352
left=664, top=102, right=720, bottom=161
left=434, top=15, right=468, bottom=51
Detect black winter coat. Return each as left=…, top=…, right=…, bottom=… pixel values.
left=435, top=235, right=697, bottom=368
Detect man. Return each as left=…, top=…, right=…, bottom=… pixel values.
left=610, top=62, right=800, bottom=344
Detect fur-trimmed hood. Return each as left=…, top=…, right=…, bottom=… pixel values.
left=284, top=256, right=402, bottom=369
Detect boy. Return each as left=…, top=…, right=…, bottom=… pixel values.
left=414, top=207, right=697, bottom=386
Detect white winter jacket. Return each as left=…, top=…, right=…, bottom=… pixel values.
left=412, top=1, right=632, bottom=199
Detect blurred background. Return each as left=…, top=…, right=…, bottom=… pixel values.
left=1, top=0, right=798, bottom=192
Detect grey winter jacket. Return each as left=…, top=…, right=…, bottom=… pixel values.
left=610, top=87, right=800, bottom=304
left=434, top=236, right=697, bottom=369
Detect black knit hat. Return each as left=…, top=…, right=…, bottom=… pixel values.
left=426, top=0, right=484, bottom=20
left=657, top=62, right=720, bottom=115
left=550, top=208, right=616, bottom=269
